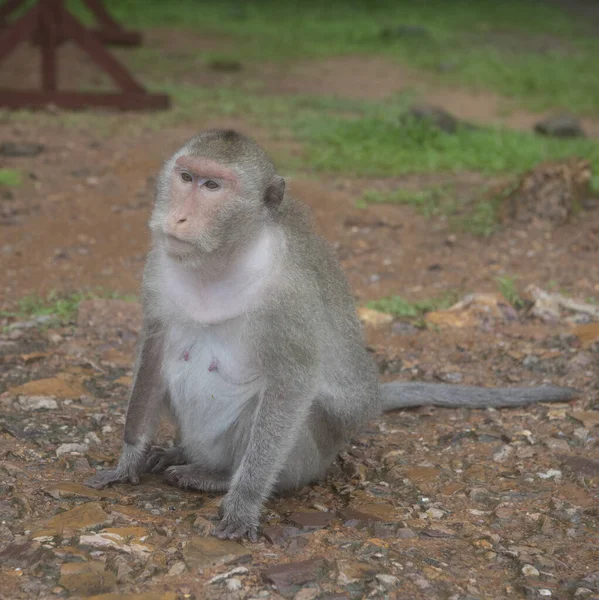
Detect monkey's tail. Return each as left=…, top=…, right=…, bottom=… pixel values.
left=380, top=382, right=578, bottom=411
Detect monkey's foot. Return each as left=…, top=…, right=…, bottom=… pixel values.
left=215, top=499, right=260, bottom=542
left=164, top=465, right=230, bottom=492
left=145, top=446, right=185, bottom=473
left=85, top=467, right=139, bottom=489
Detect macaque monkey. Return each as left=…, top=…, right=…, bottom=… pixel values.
left=86, top=130, right=575, bottom=541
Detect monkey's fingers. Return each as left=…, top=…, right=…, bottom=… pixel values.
left=144, top=446, right=181, bottom=473
left=215, top=519, right=258, bottom=542
left=85, top=468, right=139, bottom=489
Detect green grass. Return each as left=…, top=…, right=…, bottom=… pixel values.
left=1, top=290, right=138, bottom=324
left=357, top=185, right=500, bottom=237
left=367, top=292, right=458, bottom=318
left=496, top=275, right=525, bottom=308
left=99, top=0, right=599, bottom=115
left=0, top=168, right=22, bottom=186
left=297, top=114, right=599, bottom=176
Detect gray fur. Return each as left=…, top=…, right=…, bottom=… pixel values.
left=85, top=130, right=577, bottom=541
left=381, top=382, right=577, bottom=410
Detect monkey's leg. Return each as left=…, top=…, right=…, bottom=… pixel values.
left=145, top=446, right=186, bottom=473
left=215, top=384, right=314, bottom=542
left=86, top=324, right=166, bottom=489
left=164, top=464, right=231, bottom=492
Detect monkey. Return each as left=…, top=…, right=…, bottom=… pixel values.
left=85, top=130, right=576, bottom=541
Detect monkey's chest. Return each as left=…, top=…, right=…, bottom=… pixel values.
left=163, top=323, right=263, bottom=459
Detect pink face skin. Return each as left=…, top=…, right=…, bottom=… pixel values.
left=164, top=156, right=239, bottom=253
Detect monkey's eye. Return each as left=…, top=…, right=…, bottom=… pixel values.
left=204, top=180, right=220, bottom=190
left=180, top=172, right=193, bottom=183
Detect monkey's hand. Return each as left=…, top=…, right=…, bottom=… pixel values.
left=215, top=495, right=260, bottom=542
left=85, top=443, right=146, bottom=489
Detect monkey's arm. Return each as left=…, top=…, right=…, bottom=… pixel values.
left=86, top=322, right=166, bottom=489
left=216, top=318, right=317, bottom=542
left=380, top=382, right=577, bottom=410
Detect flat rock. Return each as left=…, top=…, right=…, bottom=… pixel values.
left=288, top=511, right=333, bottom=529
left=0, top=540, right=49, bottom=567
left=263, top=557, right=330, bottom=597
left=9, top=374, right=87, bottom=399
left=58, top=561, right=116, bottom=595
left=45, top=481, right=116, bottom=500
left=18, top=395, right=58, bottom=411
left=534, top=114, right=586, bottom=138
left=34, top=502, right=111, bottom=536
left=336, top=559, right=378, bottom=584
left=262, top=525, right=303, bottom=545
left=560, top=455, right=599, bottom=478
left=181, top=536, right=251, bottom=570
left=0, top=142, right=45, bottom=157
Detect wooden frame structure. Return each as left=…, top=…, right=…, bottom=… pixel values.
left=0, top=0, right=169, bottom=110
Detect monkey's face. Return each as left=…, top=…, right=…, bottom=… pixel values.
left=152, top=155, right=255, bottom=259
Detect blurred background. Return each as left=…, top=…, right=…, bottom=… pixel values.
left=0, top=3, right=598, bottom=598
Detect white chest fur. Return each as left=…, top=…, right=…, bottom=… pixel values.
left=163, top=320, right=263, bottom=469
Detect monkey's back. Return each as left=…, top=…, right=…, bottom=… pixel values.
left=274, top=196, right=382, bottom=427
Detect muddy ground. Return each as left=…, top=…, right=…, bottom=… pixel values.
left=0, top=27, right=598, bottom=600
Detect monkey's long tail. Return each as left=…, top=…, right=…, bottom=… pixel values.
left=380, top=382, right=578, bottom=411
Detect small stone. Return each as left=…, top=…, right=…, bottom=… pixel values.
left=192, top=515, right=215, bottom=536
left=538, top=589, right=552, bottom=597
left=56, top=443, right=89, bottom=456
left=18, top=396, right=58, bottom=411
left=493, top=445, right=514, bottom=463
left=357, top=307, right=393, bottom=328
left=375, top=574, right=399, bottom=589
left=262, top=525, right=303, bottom=545
left=227, top=577, right=243, bottom=591
left=574, top=588, right=594, bottom=597
left=263, top=558, right=330, bottom=597
left=181, top=537, right=251, bottom=570
left=58, top=561, right=116, bottom=595
left=536, top=469, right=562, bottom=480
left=425, top=508, right=445, bottom=520
left=407, top=104, right=460, bottom=134
left=34, top=502, right=111, bottom=536
left=522, top=564, right=540, bottom=577
left=167, top=561, right=186, bottom=576
left=534, top=114, right=586, bottom=138
left=288, top=511, right=333, bottom=530
left=561, top=455, right=599, bottom=477
left=208, top=566, right=249, bottom=584
left=0, top=142, right=45, bottom=157
left=396, top=527, right=417, bottom=538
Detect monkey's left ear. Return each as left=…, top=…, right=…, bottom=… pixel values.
left=264, top=176, right=285, bottom=209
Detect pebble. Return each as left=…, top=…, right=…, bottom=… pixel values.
left=208, top=566, right=249, bottom=584
left=226, top=578, right=242, bottom=591
left=167, top=561, right=186, bottom=576
left=522, top=564, right=540, bottom=577
left=18, top=396, right=58, bottom=411
left=375, top=574, right=399, bottom=589
left=426, top=508, right=445, bottom=520
left=56, top=443, right=89, bottom=456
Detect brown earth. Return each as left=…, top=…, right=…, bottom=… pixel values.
left=0, top=27, right=598, bottom=600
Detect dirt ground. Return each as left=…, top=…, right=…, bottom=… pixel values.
left=0, top=29, right=598, bottom=600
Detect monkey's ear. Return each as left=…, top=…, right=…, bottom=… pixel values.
left=264, top=176, right=285, bottom=209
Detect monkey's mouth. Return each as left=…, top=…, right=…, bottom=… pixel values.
left=165, top=233, right=195, bottom=254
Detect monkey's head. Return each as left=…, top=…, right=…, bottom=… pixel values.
left=150, top=130, right=285, bottom=261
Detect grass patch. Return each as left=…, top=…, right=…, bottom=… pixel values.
left=1, top=290, right=138, bottom=325
left=358, top=185, right=500, bottom=237
left=367, top=292, right=458, bottom=318
left=0, top=168, right=22, bottom=186
left=100, top=0, right=599, bottom=115
left=496, top=275, right=525, bottom=308
left=298, top=114, right=599, bottom=176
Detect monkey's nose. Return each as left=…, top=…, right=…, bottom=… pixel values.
left=177, top=217, right=187, bottom=224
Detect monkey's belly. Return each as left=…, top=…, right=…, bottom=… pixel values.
left=163, top=323, right=263, bottom=469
